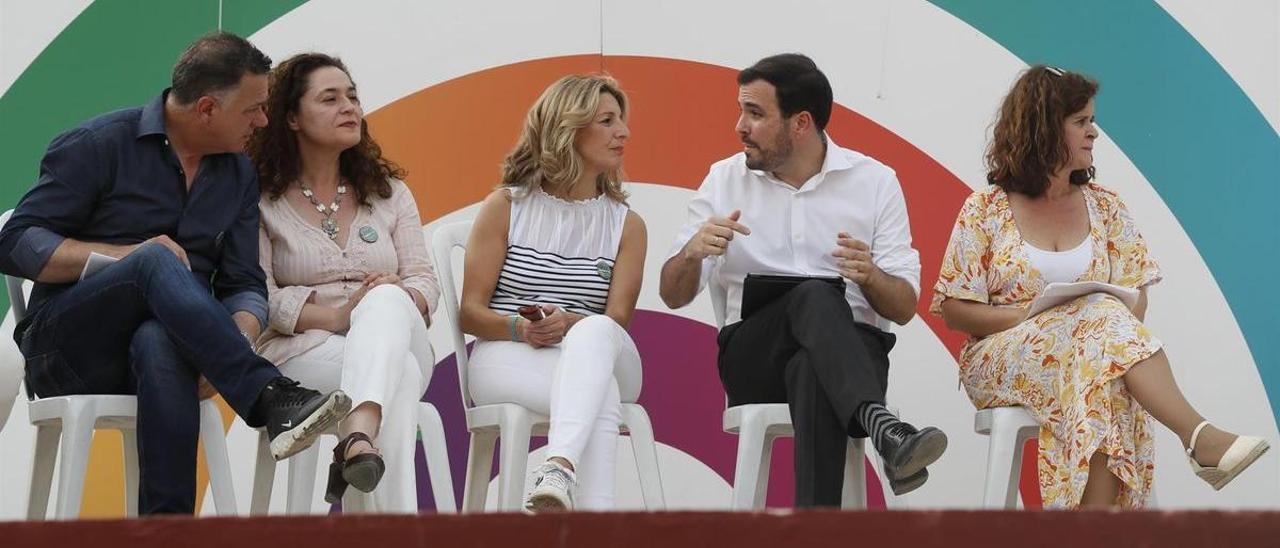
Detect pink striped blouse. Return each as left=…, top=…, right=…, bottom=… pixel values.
left=255, top=179, right=440, bottom=366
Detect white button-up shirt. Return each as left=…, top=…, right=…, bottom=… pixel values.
left=667, top=139, right=921, bottom=331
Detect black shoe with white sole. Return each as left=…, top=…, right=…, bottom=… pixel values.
left=879, top=423, right=948, bottom=480
left=252, top=377, right=351, bottom=461
left=886, top=466, right=929, bottom=496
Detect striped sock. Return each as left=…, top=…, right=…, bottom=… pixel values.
left=856, top=402, right=901, bottom=454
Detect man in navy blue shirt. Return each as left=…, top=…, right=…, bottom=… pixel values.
left=0, top=32, right=351, bottom=515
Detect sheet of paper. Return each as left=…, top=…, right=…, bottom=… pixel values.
left=1026, top=281, right=1139, bottom=318
left=78, top=251, right=120, bottom=281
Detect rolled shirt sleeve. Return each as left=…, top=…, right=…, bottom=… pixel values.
left=664, top=176, right=719, bottom=298
left=9, top=227, right=67, bottom=281
left=870, top=171, right=921, bottom=299
left=0, top=128, right=104, bottom=280
left=220, top=290, right=268, bottom=331
left=267, top=285, right=315, bottom=335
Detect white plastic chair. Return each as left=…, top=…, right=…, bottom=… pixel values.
left=1, top=210, right=237, bottom=519
left=722, top=404, right=869, bottom=509
left=246, top=401, right=456, bottom=515
left=974, top=406, right=1039, bottom=508
left=430, top=221, right=665, bottom=512
left=25, top=394, right=234, bottom=519
left=0, top=276, right=22, bottom=433
left=973, top=406, right=1161, bottom=509
left=709, top=280, right=881, bottom=510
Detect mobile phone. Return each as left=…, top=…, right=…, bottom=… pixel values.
left=517, top=304, right=546, bottom=322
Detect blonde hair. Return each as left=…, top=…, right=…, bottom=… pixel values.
left=499, top=74, right=629, bottom=203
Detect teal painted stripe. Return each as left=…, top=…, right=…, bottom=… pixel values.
left=930, top=0, right=1280, bottom=422
left=0, top=0, right=306, bottom=310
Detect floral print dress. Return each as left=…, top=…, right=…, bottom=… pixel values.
left=931, top=183, right=1163, bottom=508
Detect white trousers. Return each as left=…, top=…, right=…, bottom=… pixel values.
left=469, top=314, right=642, bottom=510
left=278, top=284, right=434, bottom=513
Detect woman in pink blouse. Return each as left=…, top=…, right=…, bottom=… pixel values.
left=247, top=53, right=439, bottom=512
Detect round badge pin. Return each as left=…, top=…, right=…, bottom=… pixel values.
left=596, top=260, right=613, bottom=281
left=358, top=225, right=378, bottom=243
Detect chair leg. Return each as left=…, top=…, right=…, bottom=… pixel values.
left=121, top=429, right=140, bottom=517
left=752, top=432, right=777, bottom=509
left=249, top=430, right=276, bottom=516
left=53, top=400, right=96, bottom=520
left=199, top=400, right=237, bottom=516
left=417, top=403, right=457, bottom=514
left=286, top=444, right=320, bottom=515
left=982, top=416, right=1022, bottom=509
left=865, top=443, right=896, bottom=507
left=1010, top=428, right=1036, bottom=509
left=496, top=411, right=533, bottom=512
left=841, top=438, right=867, bottom=509
left=27, top=425, right=60, bottom=520
left=462, top=430, right=497, bottom=513
left=342, top=489, right=370, bottom=514
left=621, top=405, right=665, bottom=510
left=730, top=414, right=770, bottom=511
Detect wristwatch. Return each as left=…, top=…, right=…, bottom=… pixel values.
left=240, top=330, right=256, bottom=352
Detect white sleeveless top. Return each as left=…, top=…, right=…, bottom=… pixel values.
left=487, top=187, right=629, bottom=316
left=1023, top=235, right=1093, bottom=284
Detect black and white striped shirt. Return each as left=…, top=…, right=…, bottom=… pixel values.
left=490, top=245, right=615, bottom=316
left=487, top=187, right=628, bottom=317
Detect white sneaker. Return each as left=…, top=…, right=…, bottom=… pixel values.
left=525, top=461, right=576, bottom=513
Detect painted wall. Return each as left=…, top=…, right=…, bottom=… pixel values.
left=0, top=0, right=1276, bottom=517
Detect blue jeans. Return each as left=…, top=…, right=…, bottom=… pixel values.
left=20, top=243, right=280, bottom=514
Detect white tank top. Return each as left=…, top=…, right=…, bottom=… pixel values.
left=1024, top=235, right=1093, bottom=284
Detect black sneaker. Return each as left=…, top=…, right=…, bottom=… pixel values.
left=879, top=423, right=948, bottom=480
left=253, top=377, right=351, bottom=461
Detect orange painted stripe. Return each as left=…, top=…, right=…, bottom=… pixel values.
left=368, top=55, right=603, bottom=223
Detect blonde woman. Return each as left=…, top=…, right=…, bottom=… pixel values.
left=459, top=75, right=646, bottom=512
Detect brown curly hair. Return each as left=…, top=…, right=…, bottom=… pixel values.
left=986, top=65, right=1099, bottom=197
left=247, top=53, right=403, bottom=206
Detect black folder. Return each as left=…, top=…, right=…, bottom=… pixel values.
left=740, top=273, right=845, bottom=319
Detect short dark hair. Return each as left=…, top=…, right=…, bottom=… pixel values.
left=737, top=53, right=833, bottom=131
left=986, top=65, right=1099, bottom=197
left=170, top=31, right=272, bottom=105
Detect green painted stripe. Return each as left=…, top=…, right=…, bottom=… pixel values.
left=930, top=0, right=1280, bottom=422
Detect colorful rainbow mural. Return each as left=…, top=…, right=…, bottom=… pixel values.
left=0, top=0, right=1274, bottom=517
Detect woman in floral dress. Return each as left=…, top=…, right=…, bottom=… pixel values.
left=932, top=65, right=1268, bottom=508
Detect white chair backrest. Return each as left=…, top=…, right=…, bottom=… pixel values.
left=0, top=210, right=28, bottom=323
left=428, top=221, right=477, bottom=409
left=706, top=277, right=734, bottom=410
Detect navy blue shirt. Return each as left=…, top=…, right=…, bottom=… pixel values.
left=0, top=91, right=268, bottom=337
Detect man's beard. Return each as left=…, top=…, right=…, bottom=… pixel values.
left=744, top=131, right=793, bottom=172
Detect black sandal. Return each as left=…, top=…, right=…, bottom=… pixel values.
left=324, top=432, right=386, bottom=504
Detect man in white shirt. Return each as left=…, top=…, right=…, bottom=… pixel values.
left=659, top=54, right=947, bottom=505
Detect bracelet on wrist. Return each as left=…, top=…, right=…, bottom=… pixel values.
left=508, top=315, right=521, bottom=342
